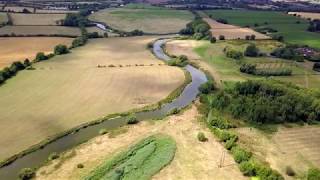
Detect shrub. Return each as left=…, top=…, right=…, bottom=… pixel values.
left=214, top=128, right=237, bottom=142
left=225, top=48, right=244, bottom=60
left=197, top=132, right=208, bottom=142
left=217, top=18, right=228, bottom=24
left=18, top=168, right=35, bottom=180
left=286, top=166, right=295, bottom=176
left=231, top=146, right=252, bottom=163
left=199, top=81, right=215, bottom=94
left=87, top=32, right=100, bottom=38
left=210, top=36, right=217, bottom=43
left=23, top=59, right=31, bottom=67
left=245, top=44, right=259, bottom=57
left=239, top=161, right=255, bottom=176
left=77, top=163, right=84, bottom=168
left=307, top=168, right=320, bottom=180
left=167, top=55, right=188, bottom=67
left=167, top=108, right=180, bottom=115
left=72, top=36, right=87, bottom=48
left=313, top=62, right=320, bottom=72
left=240, top=63, right=256, bottom=74
left=219, top=35, right=225, bottom=40
left=54, top=44, right=69, bottom=55
left=35, top=52, right=48, bottom=62
left=48, top=152, right=59, bottom=160
left=127, top=114, right=139, bottom=124
left=225, top=137, right=237, bottom=150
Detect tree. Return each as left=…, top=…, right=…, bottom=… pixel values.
left=23, top=59, right=31, bottom=67
left=313, top=62, right=320, bottom=72
left=244, top=44, right=259, bottom=57
left=19, top=168, right=35, bottom=180
left=219, top=35, right=225, bottom=40
left=210, top=36, right=217, bottom=43
left=35, top=52, right=48, bottom=62
left=54, top=44, right=69, bottom=55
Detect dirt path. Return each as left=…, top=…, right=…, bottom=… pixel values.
left=36, top=105, right=245, bottom=180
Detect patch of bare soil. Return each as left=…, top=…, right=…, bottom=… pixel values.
left=203, top=18, right=270, bottom=40
left=235, top=126, right=320, bottom=178
left=36, top=105, right=245, bottom=180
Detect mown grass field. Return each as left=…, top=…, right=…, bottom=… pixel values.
left=204, top=10, right=320, bottom=48
left=9, top=13, right=66, bottom=25
left=84, top=134, right=176, bottom=180
left=0, top=12, right=7, bottom=24
left=0, top=26, right=81, bottom=36
left=0, top=36, right=185, bottom=163
left=0, top=37, right=73, bottom=68
left=166, top=39, right=320, bottom=88
left=89, top=5, right=194, bottom=34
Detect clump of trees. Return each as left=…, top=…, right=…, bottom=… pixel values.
left=224, top=47, right=244, bottom=60
left=63, top=13, right=89, bottom=27
left=19, top=167, right=35, bottom=180
left=271, top=46, right=303, bottom=61
left=199, top=81, right=215, bottom=94
left=244, top=44, right=260, bottom=57
left=240, top=64, right=292, bottom=76
left=167, top=55, right=189, bottom=67
left=308, top=19, right=320, bottom=32
left=313, top=62, right=320, bottom=72
left=180, top=17, right=213, bottom=41
left=0, top=60, right=30, bottom=84
left=54, top=44, right=69, bottom=55
left=210, top=80, right=320, bottom=124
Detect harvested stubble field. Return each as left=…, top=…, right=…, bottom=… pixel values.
left=166, top=39, right=320, bottom=88
left=9, top=13, right=66, bottom=25
left=36, top=105, right=245, bottom=180
left=3, top=6, right=34, bottom=13
left=0, top=12, right=7, bottom=24
left=0, top=36, right=185, bottom=163
left=235, top=125, right=320, bottom=177
left=0, top=26, right=81, bottom=36
left=0, top=37, right=73, bottom=68
left=89, top=6, right=194, bottom=34
left=288, top=12, right=320, bottom=20
left=203, top=18, right=270, bottom=40
left=204, top=10, right=320, bottom=48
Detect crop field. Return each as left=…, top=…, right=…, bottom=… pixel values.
left=235, top=126, right=320, bottom=177
left=0, top=36, right=185, bottom=163
left=0, top=26, right=81, bottom=36
left=36, top=106, right=245, bottom=180
left=203, top=17, right=270, bottom=40
left=288, top=12, right=320, bottom=20
left=89, top=6, right=194, bottom=34
left=204, top=10, right=320, bottom=48
left=9, top=13, right=66, bottom=25
left=0, top=12, right=7, bottom=24
left=3, top=6, right=35, bottom=13
left=85, top=134, right=176, bottom=180
left=0, top=37, right=73, bottom=68
left=166, top=39, right=320, bottom=88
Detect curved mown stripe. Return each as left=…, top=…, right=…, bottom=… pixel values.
left=84, top=134, right=176, bottom=180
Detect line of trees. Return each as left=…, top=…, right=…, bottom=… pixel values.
left=0, top=59, right=31, bottom=85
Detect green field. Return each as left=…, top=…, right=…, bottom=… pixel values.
left=0, top=12, right=7, bottom=24
left=84, top=134, right=176, bottom=180
left=193, top=40, right=320, bottom=88
left=204, top=10, right=320, bottom=48
left=89, top=5, right=194, bottom=34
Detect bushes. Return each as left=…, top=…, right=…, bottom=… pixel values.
left=54, top=44, right=69, bottom=55
left=307, top=168, right=320, bottom=180
left=167, top=55, right=189, bottom=67
left=199, top=81, right=215, bottom=94
left=239, top=161, right=255, bottom=176
left=285, top=166, right=295, bottom=176
left=72, top=36, right=87, bottom=48
left=313, top=62, right=320, bottom=72
left=18, top=168, right=35, bottom=180
left=271, top=46, right=302, bottom=61
left=240, top=63, right=256, bottom=74
left=35, top=52, right=48, bottom=62
left=127, top=114, right=139, bottom=124
left=224, top=47, right=243, bottom=60
left=197, top=132, right=208, bottom=142
left=48, top=152, right=59, bottom=160
left=244, top=44, right=259, bottom=57
left=231, top=146, right=252, bottom=163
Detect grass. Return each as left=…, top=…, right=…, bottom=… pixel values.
left=204, top=10, right=320, bottom=48
left=84, top=134, right=176, bottom=180
left=0, top=37, right=73, bottom=68
left=0, top=36, right=185, bottom=163
left=193, top=40, right=320, bottom=88
left=0, top=12, right=7, bottom=24
left=0, top=26, right=81, bottom=36
left=89, top=5, right=194, bottom=34
left=9, top=13, right=66, bottom=26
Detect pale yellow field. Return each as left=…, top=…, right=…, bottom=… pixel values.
left=9, top=13, right=66, bottom=25
left=203, top=18, right=270, bottom=40
left=288, top=12, right=320, bottom=20
left=3, top=6, right=35, bottom=13
left=0, top=36, right=185, bottom=163
left=36, top=105, right=245, bottom=180
left=0, top=26, right=81, bottom=36
left=35, top=9, right=78, bottom=14
left=0, top=37, right=73, bottom=68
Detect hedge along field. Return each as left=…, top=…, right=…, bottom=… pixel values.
left=9, top=13, right=66, bottom=25
left=204, top=10, right=320, bottom=48
left=0, top=26, right=81, bottom=36
left=89, top=5, right=194, bottom=34
left=0, top=37, right=73, bottom=68
left=0, top=36, right=185, bottom=163
left=0, top=12, right=7, bottom=24
left=84, top=134, right=176, bottom=180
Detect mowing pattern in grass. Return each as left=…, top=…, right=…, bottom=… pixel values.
left=9, top=13, right=66, bottom=26
left=84, top=134, right=176, bottom=180
left=89, top=5, right=193, bottom=34
left=204, top=10, right=320, bottom=48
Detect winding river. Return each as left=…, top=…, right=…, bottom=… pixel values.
left=0, top=38, right=208, bottom=180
